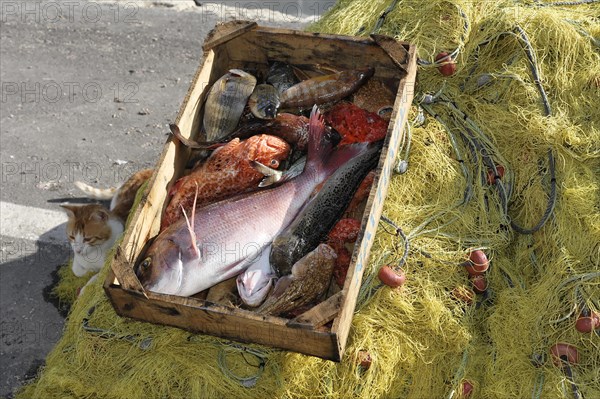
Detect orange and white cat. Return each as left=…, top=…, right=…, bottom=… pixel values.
left=60, top=204, right=124, bottom=277
left=61, top=168, right=152, bottom=278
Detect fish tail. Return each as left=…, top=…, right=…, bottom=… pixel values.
left=74, top=181, right=117, bottom=200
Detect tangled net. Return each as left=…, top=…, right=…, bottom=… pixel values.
left=20, top=1, right=599, bottom=398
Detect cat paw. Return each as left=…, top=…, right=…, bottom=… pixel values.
left=71, top=262, right=88, bottom=277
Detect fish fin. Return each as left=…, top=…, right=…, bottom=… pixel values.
left=228, top=68, right=247, bottom=77
left=180, top=184, right=200, bottom=260
left=251, top=160, right=280, bottom=177
left=251, top=161, right=282, bottom=188
left=251, top=161, right=302, bottom=188
left=291, top=65, right=311, bottom=81
left=170, top=124, right=203, bottom=149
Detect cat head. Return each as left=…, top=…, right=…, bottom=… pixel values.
left=60, top=204, right=121, bottom=256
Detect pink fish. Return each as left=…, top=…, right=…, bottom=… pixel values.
left=135, top=106, right=370, bottom=297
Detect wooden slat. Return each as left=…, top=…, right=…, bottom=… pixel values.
left=287, top=291, right=344, bottom=329
left=202, top=20, right=257, bottom=51
left=106, top=283, right=340, bottom=361
left=223, top=30, right=407, bottom=82
left=331, top=44, right=418, bottom=357
left=370, top=34, right=410, bottom=74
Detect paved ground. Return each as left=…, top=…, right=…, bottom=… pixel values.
left=0, top=1, right=331, bottom=396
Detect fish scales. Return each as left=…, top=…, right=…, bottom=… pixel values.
left=280, top=68, right=374, bottom=110
left=203, top=69, right=256, bottom=141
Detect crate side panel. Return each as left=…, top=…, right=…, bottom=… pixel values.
left=224, top=30, right=404, bottom=82
left=332, top=44, right=418, bottom=355
left=107, top=286, right=339, bottom=360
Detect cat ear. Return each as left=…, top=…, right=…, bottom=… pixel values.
left=91, top=209, right=109, bottom=222
left=60, top=204, right=78, bottom=219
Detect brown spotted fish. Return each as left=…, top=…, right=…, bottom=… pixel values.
left=257, top=243, right=336, bottom=316
left=203, top=69, right=257, bottom=141
left=280, top=67, right=374, bottom=110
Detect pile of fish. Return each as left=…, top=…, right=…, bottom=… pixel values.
left=135, top=61, right=396, bottom=318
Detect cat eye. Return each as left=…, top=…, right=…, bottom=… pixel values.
left=83, top=237, right=93, bottom=243
left=68, top=235, right=75, bottom=240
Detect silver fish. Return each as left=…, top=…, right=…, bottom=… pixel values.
left=135, top=106, right=370, bottom=297
left=236, top=244, right=276, bottom=307
left=203, top=69, right=257, bottom=141
left=248, top=84, right=280, bottom=119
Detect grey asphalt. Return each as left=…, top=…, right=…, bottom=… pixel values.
left=0, top=1, right=330, bottom=396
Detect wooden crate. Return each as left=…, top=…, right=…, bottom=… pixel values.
left=104, top=21, right=417, bottom=361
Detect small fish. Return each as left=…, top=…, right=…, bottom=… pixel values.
left=266, top=61, right=298, bottom=95
left=280, top=67, right=374, bottom=110
left=171, top=113, right=310, bottom=152
left=270, top=140, right=382, bottom=277
left=203, top=69, right=257, bottom=141
left=248, top=84, right=280, bottom=119
left=236, top=245, right=276, bottom=307
left=257, top=243, right=336, bottom=316
left=251, top=156, right=306, bottom=187
left=161, top=126, right=290, bottom=229
left=136, top=107, right=370, bottom=297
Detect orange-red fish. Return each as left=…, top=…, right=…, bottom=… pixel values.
left=161, top=132, right=290, bottom=229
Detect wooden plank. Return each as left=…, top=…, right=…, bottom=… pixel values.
left=223, top=30, right=405, bottom=81
left=287, top=291, right=344, bottom=329
left=332, top=44, right=418, bottom=356
left=106, top=284, right=340, bottom=360
left=371, top=34, right=410, bottom=73
left=202, top=20, right=257, bottom=51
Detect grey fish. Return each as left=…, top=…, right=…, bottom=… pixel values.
left=203, top=69, right=257, bottom=141
left=248, top=84, right=280, bottom=119
left=270, top=140, right=383, bottom=277
left=135, top=107, right=371, bottom=297
left=257, top=243, right=336, bottom=316
left=266, top=61, right=298, bottom=95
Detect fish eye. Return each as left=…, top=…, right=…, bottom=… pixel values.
left=265, top=104, right=277, bottom=117
left=140, top=257, right=152, bottom=270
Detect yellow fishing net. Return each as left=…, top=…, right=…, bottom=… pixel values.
left=19, top=1, right=599, bottom=398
